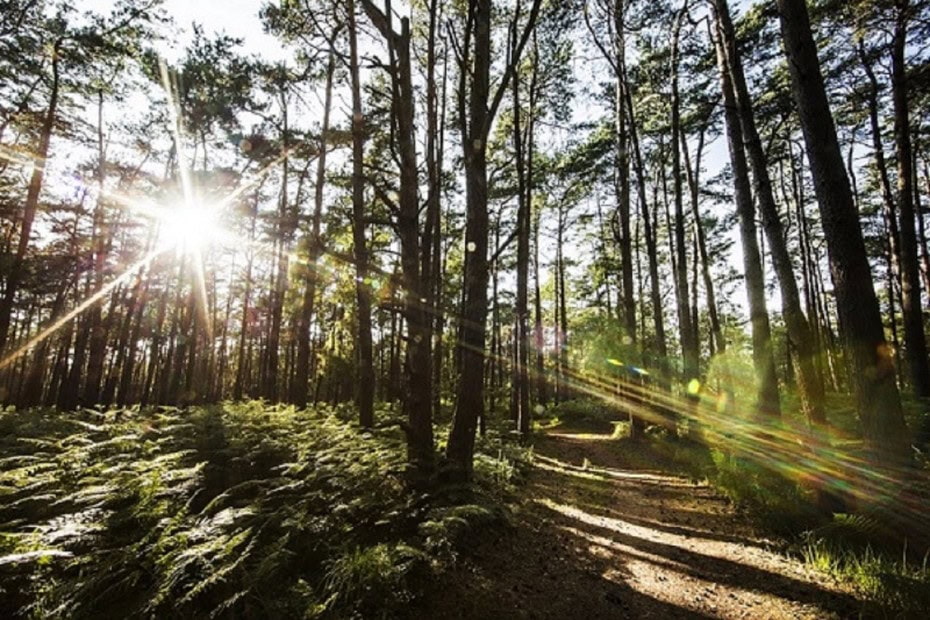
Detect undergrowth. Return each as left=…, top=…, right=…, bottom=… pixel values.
left=802, top=525, right=930, bottom=617
left=0, top=402, right=529, bottom=619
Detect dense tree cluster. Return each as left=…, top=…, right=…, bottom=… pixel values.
left=1, top=0, right=929, bottom=481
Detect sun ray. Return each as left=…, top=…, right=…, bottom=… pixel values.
left=0, top=247, right=167, bottom=372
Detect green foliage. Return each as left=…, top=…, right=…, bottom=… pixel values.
left=544, top=399, right=617, bottom=432
left=473, top=431, right=533, bottom=497
left=802, top=530, right=930, bottom=616
left=323, top=543, right=426, bottom=619
left=707, top=448, right=821, bottom=536
left=703, top=440, right=930, bottom=616
left=0, top=403, right=519, bottom=618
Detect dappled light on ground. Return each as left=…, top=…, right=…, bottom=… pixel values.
left=412, top=423, right=863, bottom=619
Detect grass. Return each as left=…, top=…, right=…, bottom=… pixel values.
left=0, top=402, right=529, bottom=619
left=801, top=534, right=930, bottom=617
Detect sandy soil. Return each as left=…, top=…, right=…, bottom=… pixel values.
left=409, top=424, right=863, bottom=619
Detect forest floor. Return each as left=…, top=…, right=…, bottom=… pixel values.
left=410, top=420, right=865, bottom=619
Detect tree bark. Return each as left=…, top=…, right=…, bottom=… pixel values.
left=348, top=0, right=375, bottom=428
left=777, top=0, right=908, bottom=462
left=448, top=0, right=542, bottom=480
left=511, top=32, right=533, bottom=435
left=713, top=21, right=781, bottom=419
left=715, top=0, right=823, bottom=425
left=0, top=41, right=60, bottom=358
left=362, top=0, right=434, bottom=476
left=681, top=127, right=723, bottom=354
left=890, top=0, right=930, bottom=398
left=671, top=5, right=698, bottom=381
left=624, top=71, right=667, bottom=369
left=293, top=51, right=335, bottom=408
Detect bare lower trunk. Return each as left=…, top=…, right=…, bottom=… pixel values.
left=713, top=21, right=780, bottom=419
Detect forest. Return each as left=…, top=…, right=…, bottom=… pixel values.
left=1, top=0, right=930, bottom=617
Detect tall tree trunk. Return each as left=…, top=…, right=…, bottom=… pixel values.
left=448, top=0, right=542, bottom=479
left=914, top=154, right=930, bottom=299
left=777, top=0, right=908, bottom=462
left=891, top=0, right=930, bottom=399
left=715, top=0, right=823, bottom=425
left=713, top=22, right=781, bottom=419
left=859, top=41, right=905, bottom=380
left=431, top=41, right=449, bottom=424
left=0, top=41, right=60, bottom=358
left=424, top=0, right=444, bottom=424
left=265, top=116, right=290, bottom=402
left=83, top=91, right=112, bottom=405
left=511, top=33, right=533, bottom=435
left=624, top=74, right=667, bottom=369
left=555, top=204, right=569, bottom=402
left=362, top=1, right=433, bottom=475
left=681, top=127, right=723, bottom=354
left=533, top=195, right=547, bottom=407
left=614, top=1, right=636, bottom=345
left=349, top=0, right=375, bottom=427
left=671, top=5, right=697, bottom=381
left=233, top=193, right=258, bottom=401
left=293, top=52, right=335, bottom=407
left=448, top=0, right=493, bottom=480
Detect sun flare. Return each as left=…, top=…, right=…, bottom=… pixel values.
left=158, top=202, right=224, bottom=252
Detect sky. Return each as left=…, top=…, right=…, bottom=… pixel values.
left=158, top=0, right=284, bottom=60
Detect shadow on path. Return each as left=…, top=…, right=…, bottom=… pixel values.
left=410, top=423, right=864, bottom=619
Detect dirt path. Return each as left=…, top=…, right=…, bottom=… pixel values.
left=411, top=425, right=862, bottom=619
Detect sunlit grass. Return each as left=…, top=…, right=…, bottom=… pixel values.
left=801, top=537, right=930, bottom=614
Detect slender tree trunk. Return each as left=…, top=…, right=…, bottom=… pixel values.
left=511, top=34, right=532, bottom=434
left=533, top=196, right=547, bottom=407
left=265, top=115, right=290, bottom=401
left=293, top=52, right=335, bottom=407
left=682, top=127, right=723, bottom=354
left=233, top=191, right=259, bottom=401
left=424, top=0, right=444, bottom=424
left=715, top=0, right=823, bottom=425
left=713, top=22, right=781, bottom=419
left=348, top=0, right=375, bottom=427
left=614, top=2, right=636, bottom=345
left=671, top=5, right=697, bottom=381
left=0, top=42, right=60, bottom=357
left=914, top=155, right=930, bottom=299
left=624, top=74, right=667, bottom=369
left=556, top=205, right=569, bottom=402
left=449, top=0, right=494, bottom=479
left=431, top=46, right=449, bottom=423
left=448, top=0, right=542, bottom=480
left=891, top=1, right=930, bottom=399
left=859, top=42, right=905, bottom=380
left=362, top=1, right=434, bottom=474
left=82, top=91, right=113, bottom=405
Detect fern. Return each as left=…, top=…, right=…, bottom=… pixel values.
left=0, top=402, right=518, bottom=618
